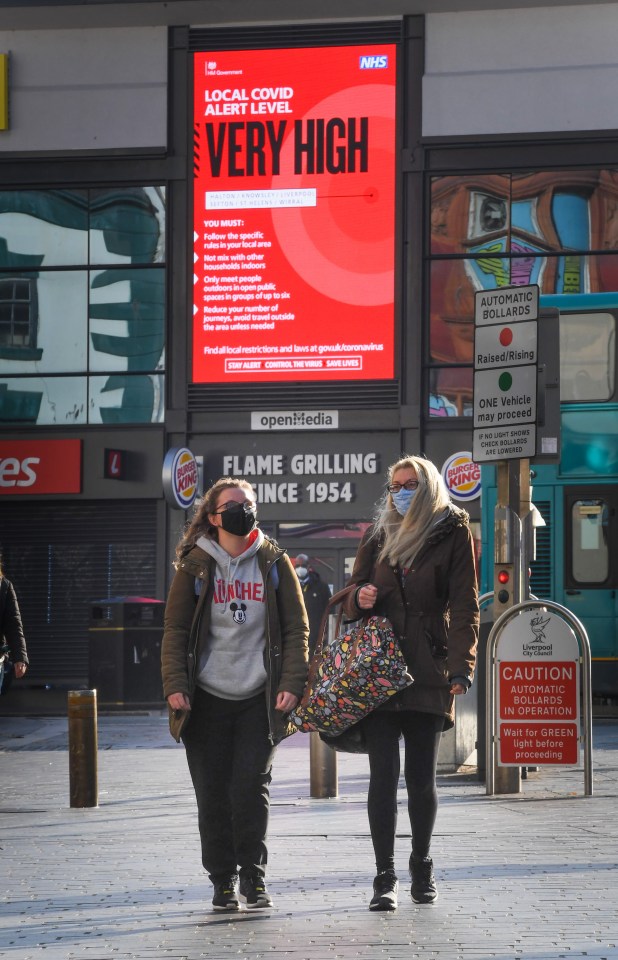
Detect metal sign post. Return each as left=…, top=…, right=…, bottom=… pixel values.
left=473, top=283, right=561, bottom=793
left=486, top=600, right=593, bottom=797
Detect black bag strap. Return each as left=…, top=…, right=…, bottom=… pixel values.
left=314, top=584, right=356, bottom=655
left=300, top=584, right=357, bottom=703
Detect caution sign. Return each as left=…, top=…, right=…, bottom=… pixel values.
left=496, top=607, right=580, bottom=766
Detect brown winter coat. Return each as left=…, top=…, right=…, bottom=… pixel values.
left=161, top=536, right=309, bottom=744
left=344, top=507, right=479, bottom=729
left=0, top=577, right=29, bottom=665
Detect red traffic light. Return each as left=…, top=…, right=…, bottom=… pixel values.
left=498, top=570, right=510, bottom=584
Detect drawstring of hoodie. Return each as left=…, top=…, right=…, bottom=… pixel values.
left=221, top=553, right=242, bottom=613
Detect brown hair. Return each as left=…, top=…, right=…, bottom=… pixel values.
left=175, top=477, right=255, bottom=560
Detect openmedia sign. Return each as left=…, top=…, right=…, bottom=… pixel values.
left=250, top=410, right=339, bottom=431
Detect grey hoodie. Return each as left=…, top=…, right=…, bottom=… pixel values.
left=194, top=530, right=268, bottom=700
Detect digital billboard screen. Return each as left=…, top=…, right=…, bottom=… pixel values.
left=192, top=44, right=397, bottom=383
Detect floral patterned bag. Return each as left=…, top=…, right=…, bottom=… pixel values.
left=289, top=585, right=413, bottom=739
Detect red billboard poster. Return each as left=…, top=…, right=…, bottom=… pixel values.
left=192, top=45, right=397, bottom=383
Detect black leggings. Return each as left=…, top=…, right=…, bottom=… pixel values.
left=182, top=687, right=276, bottom=881
left=363, top=710, right=444, bottom=873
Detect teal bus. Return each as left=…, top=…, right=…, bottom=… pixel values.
left=480, top=293, right=618, bottom=703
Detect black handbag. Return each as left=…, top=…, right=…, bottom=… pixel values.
left=319, top=721, right=368, bottom=754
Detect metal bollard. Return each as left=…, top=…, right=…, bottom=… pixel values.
left=68, top=690, right=98, bottom=808
left=309, top=731, right=338, bottom=798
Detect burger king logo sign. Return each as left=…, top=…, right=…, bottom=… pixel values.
left=441, top=452, right=481, bottom=502
left=162, top=447, right=199, bottom=510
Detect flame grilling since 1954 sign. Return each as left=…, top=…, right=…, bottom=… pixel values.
left=162, top=447, right=199, bottom=510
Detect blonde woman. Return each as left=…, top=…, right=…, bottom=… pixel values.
left=162, top=478, right=308, bottom=912
left=344, top=455, right=479, bottom=911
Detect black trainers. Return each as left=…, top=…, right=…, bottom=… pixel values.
left=239, top=873, right=273, bottom=909
left=212, top=875, right=240, bottom=912
left=369, top=869, right=398, bottom=911
left=410, top=855, right=438, bottom=903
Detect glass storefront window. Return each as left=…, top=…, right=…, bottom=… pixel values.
left=432, top=170, right=618, bottom=256
left=89, top=268, right=165, bottom=372
left=89, top=187, right=166, bottom=265
left=88, top=374, right=165, bottom=424
left=0, top=376, right=87, bottom=424
left=0, top=189, right=89, bottom=266
left=428, top=367, right=473, bottom=418
left=0, top=271, right=88, bottom=373
left=428, top=169, right=618, bottom=416
left=430, top=175, right=511, bottom=254
left=0, top=186, right=166, bottom=425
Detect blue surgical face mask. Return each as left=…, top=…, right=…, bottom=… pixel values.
left=391, top=487, right=416, bottom=516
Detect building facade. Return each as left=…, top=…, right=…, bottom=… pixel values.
left=0, top=0, right=616, bottom=690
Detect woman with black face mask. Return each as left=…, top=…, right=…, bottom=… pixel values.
left=162, top=477, right=309, bottom=913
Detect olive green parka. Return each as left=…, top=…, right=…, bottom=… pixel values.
left=161, top=536, right=309, bottom=744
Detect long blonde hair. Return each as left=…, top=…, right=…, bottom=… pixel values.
left=372, top=455, right=452, bottom=568
left=175, top=477, right=255, bottom=560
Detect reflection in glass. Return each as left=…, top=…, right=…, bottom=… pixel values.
left=430, top=253, right=618, bottom=366
left=0, top=271, right=88, bottom=375
left=428, top=368, right=473, bottom=418
left=89, top=267, right=165, bottom=372
left=0, top=376, right=87, bottom=424
left=0, top=277, right=40, bottom=358
left=430, top=175, right=510, bottom=253
left=0, top=190, right=88, bottom=266
left=431, top=170, right=618, bottom=255
left=571, top=500, right=609, bottom=583
left=89, top=187, right=166, bottom=265
left=88, top=374, right=164, bottom=424
left=0, top=186, right=167, bottom=425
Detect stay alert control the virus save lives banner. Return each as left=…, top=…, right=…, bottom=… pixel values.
left=192, top=45, right=396, bottom=383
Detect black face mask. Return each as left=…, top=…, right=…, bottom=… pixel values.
left=220, top=502, right=257, bottom=537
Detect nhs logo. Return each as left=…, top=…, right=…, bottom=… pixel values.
left=359, top=54, right=388, bottom=70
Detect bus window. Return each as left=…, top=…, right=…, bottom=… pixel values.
left=560, top=312, right=615, bottom=402
left=571, top=499, right=609, bottom=583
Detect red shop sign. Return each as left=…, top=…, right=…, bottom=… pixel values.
left=0, top=439, right=82, bottom=494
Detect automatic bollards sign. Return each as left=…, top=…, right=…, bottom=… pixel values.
left=496, top=607, right=580, bottom=766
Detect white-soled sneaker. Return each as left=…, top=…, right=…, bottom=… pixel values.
left=212, top=875, right=240, bottom=912
left=369, top=870, right=398, bottom=911
left=239, top=873, right=273, bottom=909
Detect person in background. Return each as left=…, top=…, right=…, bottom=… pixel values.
left=0, top=564, right=29, bottom=695
left=162, top=478, right=309, bottom=913
left=344, top=455, right=479, bottom=912
left=293, top=554, right=332, bottom=658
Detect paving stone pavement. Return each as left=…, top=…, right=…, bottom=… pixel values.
left=0, top=711, right=617, bottom=960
